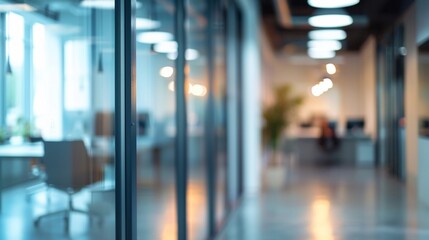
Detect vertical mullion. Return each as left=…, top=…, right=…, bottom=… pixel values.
left=206, top=0, right=216, bottom=237
left=0, top=14, right=5, bottom=127
left=115, top=0, right=137, bottom=239
left=175, top=0, right=188, bottom=239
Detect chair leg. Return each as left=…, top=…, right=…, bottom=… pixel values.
left=64, top=211, right=70, bottom=234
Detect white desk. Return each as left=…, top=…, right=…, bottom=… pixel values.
left=0, top=142, right=44, bottom=213
left=0, top=142, right=44, bottom=159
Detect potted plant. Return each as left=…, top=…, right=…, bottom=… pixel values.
left=262, top=84, right=303, bottom=163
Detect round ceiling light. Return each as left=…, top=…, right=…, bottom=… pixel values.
left=308, top=0, right=360, bottom=8
left=308, top=40, right=342, bottom=51
left=326, top=63, right=337, bottom=74
left=308, top=48, right=336, bottom=59
left=308, top=14, right=353, bottom=28
left=308, top=29, right=347, bottom=40
left=323, top=78, right=334, bottom=89
left=137, top=31, right=173, bottom=44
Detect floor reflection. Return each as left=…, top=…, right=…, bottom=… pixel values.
left=311, top=198, right=334, bottom=240
left=219, top=165, right=429, bottom=240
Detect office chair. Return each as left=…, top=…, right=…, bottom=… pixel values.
left=34, top=140, right=99, bottom=233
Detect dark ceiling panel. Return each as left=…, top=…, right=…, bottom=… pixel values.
left=261, top=0, right=415, bottom=52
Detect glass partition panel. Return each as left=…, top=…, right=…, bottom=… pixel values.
left=0, top=1, right=116, bottom=239
left=185, top=0, right=209, bottom=239
left=213, top=2, right=228, bottom=227
left=135, top=0, right=177, bottom=238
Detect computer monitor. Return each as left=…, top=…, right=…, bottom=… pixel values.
left=346, top=118, right=365, bottom=133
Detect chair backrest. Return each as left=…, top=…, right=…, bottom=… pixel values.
left=43, top=140, right=91, bottom=191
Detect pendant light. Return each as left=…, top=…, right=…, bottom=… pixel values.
left=97, top=52, right=103, bottom=74
left=6, top=56, right=12, bottom=75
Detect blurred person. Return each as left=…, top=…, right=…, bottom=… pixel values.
left=318, top=118, right=339, bottom=152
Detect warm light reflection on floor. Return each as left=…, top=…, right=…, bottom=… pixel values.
left=311, top=198, right=335, bottom=240
left=156, top=180, right=206, bottom=240
left=159, top=194, right=177, bottom=240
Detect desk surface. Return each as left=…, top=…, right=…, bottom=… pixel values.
left=0, top=142, right=44, bottom=159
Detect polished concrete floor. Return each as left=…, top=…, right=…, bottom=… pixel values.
left=218, top=164, right=429, bottom=240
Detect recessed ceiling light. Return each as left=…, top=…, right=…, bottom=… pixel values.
left=0, top=4, right=35, bottom=12
left=137, top=31, right=173, bottom=44
left=308, top=14, right=353, bottom=27
left=308, top=29, right=347, bottom=40
left=308, top=48, right=336, bottom=59
left=154, top=41, right=178, bottom=53
left=312, top=85, right=322, bottom=96
left=323, top=78, right=334, bottom=89
left=326, top=63, right=337, bottom=74
left=308, top=40, right=342, bottom=51
left=308, top=0, right=360, bottom=8
left=136, top=18, right=160, bottom=30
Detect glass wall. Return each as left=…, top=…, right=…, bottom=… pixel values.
left=134, top=0, right=178, bottom=239
left=0, top=1, right=116, bottom=239
left=185, top=0, right=209, bottom=238
left=0, top=0, right=245, bottom=239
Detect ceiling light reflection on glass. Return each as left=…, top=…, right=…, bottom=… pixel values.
left=308, top=48, right=336, bottom=59
left=167, top=49, right=199, bottom=61
left=308, top=0, right=360, bottom=8
left=326, top=63, right=337, bottom=74
left=308, top=40, right=342, bottom=51
left=137, top=31, right=173, bottom=44
left=160, top=66, right=174, bottom=78
left=136, top=18, right=160, bottom=30
left=309, top=29, right=347, bottom=40
left=81, top=0, right=141, bottom=9
left=154, top=41, right=177, bottom=53
left=308, top=14, right=353, bottom=28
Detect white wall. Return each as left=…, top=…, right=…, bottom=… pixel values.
left=361, top=37, right=377, bottom=139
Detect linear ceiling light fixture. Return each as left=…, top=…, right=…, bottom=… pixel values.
left=136, top=18, right=160, bottom=30
left=308, top=29, right=347, bottom=40
left=81, top=0, right=142, bottom=9
left=308, top=48, right=336, bottom=59
left=308, top=40, right=342, bottom=51
left=154, top=41, right=178, bottom=53
left=137, top=31, right=173, bottom=44
left=308, top=0, right=360, bottom=8
left=308, top=9, right=353, bottom=28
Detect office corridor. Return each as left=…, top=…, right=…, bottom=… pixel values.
left=218, top=163, right=429, bottom=240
